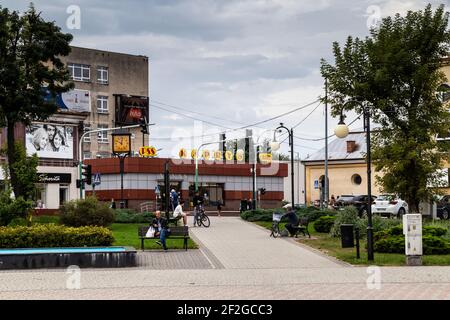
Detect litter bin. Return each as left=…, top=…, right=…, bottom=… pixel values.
left=340, top=224, right=354, bottom=248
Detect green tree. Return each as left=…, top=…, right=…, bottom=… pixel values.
left=0, top=5, right=73, bottom=199
left=321, top=4, right=450, bottom=212
left=0, top=143, right=37, bottom=225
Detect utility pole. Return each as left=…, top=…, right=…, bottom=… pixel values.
left=324, top=77, right=329, bottom=209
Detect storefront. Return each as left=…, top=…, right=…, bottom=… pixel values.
left=35, top=169, right=78, bottom=209
left=85, top=157, right=288, bottom=211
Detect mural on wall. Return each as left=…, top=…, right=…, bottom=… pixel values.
left=26, top=123, right=74, bottom=159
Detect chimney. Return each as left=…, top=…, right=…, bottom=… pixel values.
left=346, top=140, right=356, bottom=153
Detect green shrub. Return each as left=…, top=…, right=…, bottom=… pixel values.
left=60, top=196, right=114, bottom=227
left=114, top=210, right=155, bottom=223
left=329, top=207, right=359, bottom=237
left=313, top=216, right=336, bottom=233
left=297, top=207, right=335, bottom=222
left=373, top=225, right=450, bottom=254
left=240, top=207, right=336, bottom=223
left=0, top=192, right=33, bottom=226
left=0, top=224, right=114, bottom=248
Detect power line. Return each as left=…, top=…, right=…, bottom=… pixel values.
left=150, top=98, right=322, bottom=139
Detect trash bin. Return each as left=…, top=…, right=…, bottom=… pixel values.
left=340, top=224, right=354, bottom=248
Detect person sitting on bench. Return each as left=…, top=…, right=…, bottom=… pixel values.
left=152, top=210, right=169, bottom=251
left=173, top=200, right=187, bottom=226
left=281, top=203, right=299, bottom=237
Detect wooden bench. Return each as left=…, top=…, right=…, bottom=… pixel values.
left=291, top=217, right=311, bottom=238
left=168, top=215, right=182, bottom=226
left=138, top=226, right=190, bottom=251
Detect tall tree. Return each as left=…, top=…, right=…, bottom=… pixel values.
left=321, top=4, right=450, bottom=212
left=0, top=5, right=73, bottom=199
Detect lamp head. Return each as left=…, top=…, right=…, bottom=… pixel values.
left=270, top=141, right=280, bottom=151
left=334, top=120, right=349, bottom=138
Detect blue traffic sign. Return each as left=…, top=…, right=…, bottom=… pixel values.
left=93, top=173, right=101, bottom=186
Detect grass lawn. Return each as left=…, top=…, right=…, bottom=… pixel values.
left=110, top=223, right=198, bottom=250
left=253, top=220, right=450, bottom=266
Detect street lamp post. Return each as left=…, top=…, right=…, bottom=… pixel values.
left=271, top=123, right=295, bottom=205
left=334, top=101, right=374, bottom=262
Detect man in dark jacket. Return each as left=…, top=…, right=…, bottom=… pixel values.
left=281, top=204, right=299, bottom=236
left=152, top=210, right=169, bottom=251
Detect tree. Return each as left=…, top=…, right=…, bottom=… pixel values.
left=0, top=142, right=37, bottom=226
left=321, top=4, right=450, bottom=212
left=0, top=5, right=73, bottom=199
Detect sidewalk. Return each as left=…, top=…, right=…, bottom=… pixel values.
left=189, top=217, right=343, bottom=269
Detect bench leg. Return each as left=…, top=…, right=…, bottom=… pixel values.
left=184, top=238, right=188, bottom=251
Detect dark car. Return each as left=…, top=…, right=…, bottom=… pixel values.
left=334, top=195, right=377, bottom=217
left=437, top=195, right=450, bottom=220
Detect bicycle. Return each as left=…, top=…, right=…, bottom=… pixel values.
left=194, top=205, right=210, bottom=228
left=270, top=212, right=282, bottom=238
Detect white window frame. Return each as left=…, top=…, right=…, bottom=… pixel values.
left=97, top=124, right=109, bottom=144
left=97, top=66, right=108, bottom=84
left=97, top=96, right=109, bottom=114
left=68, top=63, right=90, bottom=82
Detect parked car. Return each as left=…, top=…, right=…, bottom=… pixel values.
left=436, top=195, right=450, bottom=220
left=371, top=194, right=408, bottom=218
left=333, top=195, right=377, bottom=217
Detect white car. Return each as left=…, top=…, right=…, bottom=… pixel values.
left=371, top=194, right=408, bottom=218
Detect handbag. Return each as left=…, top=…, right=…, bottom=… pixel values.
left=146, top=226, right=156, bottom=238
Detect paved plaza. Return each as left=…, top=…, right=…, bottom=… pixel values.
left=1, top=217, right=450, bottom=299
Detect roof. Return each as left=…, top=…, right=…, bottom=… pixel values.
left=302, top=131, right=367, bottom=162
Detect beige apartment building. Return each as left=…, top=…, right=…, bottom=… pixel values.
left=60, top=46, right=149, bottom=160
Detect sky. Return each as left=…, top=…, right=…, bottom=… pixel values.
left=1, top=0, right=447, bottom=158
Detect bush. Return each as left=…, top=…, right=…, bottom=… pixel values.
left=373, top=225, right=450, bottom=254
left=7, top=215, right=61, bottom=227
left=0, top=192, right=33, bottom=226
left=329, top=207, right=359, bottom=237
left=60, top=196, right=114, bottom=227
left=240, top=207, right=336, bottom=223
left=0, top=224, right=114, bottom=248
left=297, top=207, right=336, bottom=222
left=313, top=216, right=336, bottom=233
left=114, top=209, right=155, bottom=223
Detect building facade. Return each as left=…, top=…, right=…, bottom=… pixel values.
left=84, top=157, right=288, bottom=211
left=0, top=46, right=149, bottom=210
left=302, top=131, right=383, bottom=205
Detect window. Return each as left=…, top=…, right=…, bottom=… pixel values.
left=83, top=152, right=92, bottom=160
left=351, top=174, right=362, bottom=185
left=188, top=183, right=224, bottom=207
left=97, top=96, right=108, bottom=113
left=97, top=66, right=108, bottom=84
left=83, top=124, right=91, bottom=142
left=97, top=124, right=108, bottom=143
left=68, top=63, right=90, bottom=81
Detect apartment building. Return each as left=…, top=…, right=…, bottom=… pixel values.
left=60, top=46, right=149, bottom=160
left=0, top=46, right=149, bottom=210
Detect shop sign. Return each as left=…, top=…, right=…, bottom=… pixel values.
left=38, top=173, right=71, bottom=184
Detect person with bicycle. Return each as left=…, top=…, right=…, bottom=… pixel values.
left=281, top=203, right=299, bottom=237
left=193, top=192, right=204, bottom=227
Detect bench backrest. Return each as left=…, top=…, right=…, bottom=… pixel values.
left=299, top=217, right=309, bottom=226
left=138, top=226, right=189, bottom=237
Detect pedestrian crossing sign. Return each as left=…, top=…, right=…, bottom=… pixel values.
left=93, top=173, right=101, bottom=186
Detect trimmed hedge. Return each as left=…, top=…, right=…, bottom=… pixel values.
left=0, top=224, right=114, bottom=248
left=373, top=225, right=450, bottom=255
left=240, top=207, right=336, bottom=223
left=313, top=216, right=336, bottom=233
left=114, top=209, right=155, bottom=223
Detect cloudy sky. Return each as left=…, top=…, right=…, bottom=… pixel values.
left=2, top=0, right=447, bottom=158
